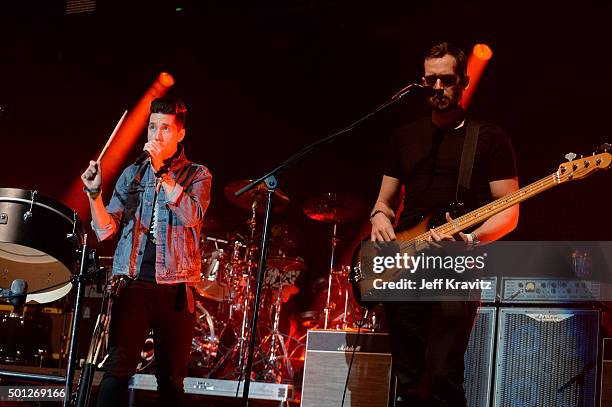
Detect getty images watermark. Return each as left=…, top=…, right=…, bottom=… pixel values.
left=354, top=241, right=612, bottom=302
left=371, top=251, right=490, bottom=291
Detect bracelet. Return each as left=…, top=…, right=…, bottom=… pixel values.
left=370, top=210, right=394, bottom=221
left=83, top=186, right=101, bottom=199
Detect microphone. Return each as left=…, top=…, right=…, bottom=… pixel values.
left=135, top=150, right=150, bottom=165
left=0, top=279, right=28, bottom=308
left=391, top=83, right=424, bottom=100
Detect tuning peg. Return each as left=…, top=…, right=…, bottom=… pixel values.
left=564, top=152, right=577, bottom=162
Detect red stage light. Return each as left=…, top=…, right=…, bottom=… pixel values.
left=63, top=72, right=175, bottom=226
left=462, top=43, right=493, bottom=109
left=473, top=43, right=493, bottom=61
left=158, top=72, right=175, bottom=88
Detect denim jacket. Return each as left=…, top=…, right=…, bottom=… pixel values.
left=92, top=146, right=211, bottom=284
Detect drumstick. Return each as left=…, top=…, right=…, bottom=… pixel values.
left=97, top=109, right=128, bottom=162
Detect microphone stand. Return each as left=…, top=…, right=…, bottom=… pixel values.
left=234, top=83, right=422, bottom=406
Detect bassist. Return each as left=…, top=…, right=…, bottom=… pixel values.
left=370, top=42, right=519, bottom=407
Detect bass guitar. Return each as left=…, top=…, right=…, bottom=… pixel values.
left=351, top=146, right=612, bottom=302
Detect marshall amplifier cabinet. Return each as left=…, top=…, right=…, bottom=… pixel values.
left=494, top=308, right=599, bottom=407
left=301, top=330, right=392, bottom=407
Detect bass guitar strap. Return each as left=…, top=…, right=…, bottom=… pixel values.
left=456, top=119, right=480, bottom=206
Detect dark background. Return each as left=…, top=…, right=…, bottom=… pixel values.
left=1, top=0, right=611, bottom=306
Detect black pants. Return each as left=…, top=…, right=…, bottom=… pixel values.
left=385, top=301, right=478, bottom=407
left=96, top=280, right=196, bottom=407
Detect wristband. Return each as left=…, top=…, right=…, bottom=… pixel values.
left=83, top=186, right=101, bottom=199
left=370, top=210, right=394, bottom=221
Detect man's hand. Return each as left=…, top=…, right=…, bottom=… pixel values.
left=429, top=212, right=470, bottom=246
left=370, top=212, right=396, bottom=242
left=144, top=141, right=165, bottom=172
left=81, top=160, right=102, bottom=191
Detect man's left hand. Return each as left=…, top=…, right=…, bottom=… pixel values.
left=429, top=212, right=470, bottom=244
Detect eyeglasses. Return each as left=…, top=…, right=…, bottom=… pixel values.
left=422, top=74, right=460, bottom=88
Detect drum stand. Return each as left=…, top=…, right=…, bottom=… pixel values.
left=323, top=223, right=338, bottom=329
left=208, top=205, right=258, bottom=381
left=63, top=238, right=100, bottom=406
left=259, top=283, right=294, bottom=383
left=75, top=270, right=116, bottom=407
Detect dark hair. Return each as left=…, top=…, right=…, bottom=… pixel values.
left=424, top=42, right=467, bottom=78
left=150, top=97, right=187, bottom=128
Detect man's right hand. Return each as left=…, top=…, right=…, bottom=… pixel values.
left=370, top=212, right=396, bottom=242
left=81, top=160, right=102, bottom=192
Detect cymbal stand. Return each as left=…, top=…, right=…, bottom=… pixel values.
left=342, top=271, right=350, bottom=329
left=261, top=282, right=294, bottom=383
left=323, top=222, right=338, bottom=330
left=236, top=200, right=259, bottom=380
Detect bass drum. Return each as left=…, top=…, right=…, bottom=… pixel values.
left=0, top=188, right=83, bottom=303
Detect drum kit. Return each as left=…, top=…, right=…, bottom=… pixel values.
left=182, top=185, right=376, bottom=384
left=0, top=183, right=375, bottom=391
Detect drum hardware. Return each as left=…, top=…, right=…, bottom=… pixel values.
left=258, top=281, right=294, bottom=383
left=224, top=179, right=290, bottom=214
left=64, top=241, right=100, bottom=407
left=75, top=260, right=116, bottom=407
left=206, top=236, right=228, bottom=244
left=66, top=211, right=79, bottom=241
left=303, top=193, right=368, bottom=330
left=0, top=278, right=28, bottom=312
left=23, top=190, right=37, bottom=222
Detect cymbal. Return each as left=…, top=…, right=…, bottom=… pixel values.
left=303, top=192, right=369, bottom=223
left=266, top=256, right=307, bottom=273
left=224, top=180, right=290, bottom=212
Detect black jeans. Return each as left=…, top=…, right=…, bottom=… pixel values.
left=385, top=301, right=478, bottom=407
left=96, top=280, right=196, bottom=407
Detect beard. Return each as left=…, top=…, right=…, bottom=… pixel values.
left=428, top=94, right=459, bottom=112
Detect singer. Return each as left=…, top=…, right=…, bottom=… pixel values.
left=369, top=43, right=519, bottom=406
left=81, top=98, right=211, bottom=406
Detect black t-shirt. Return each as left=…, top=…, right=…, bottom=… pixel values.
left=383, top=117, right=517, bottom=226
left=139, top=236, right=157, bottom=282
left=139, top=190, right=158, bottom=283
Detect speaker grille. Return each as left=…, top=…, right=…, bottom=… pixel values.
left=464, top=307, right=496, bottom=407
left=301, top=330, right=391, bottom=407
left=495, top=308, right=599, bottom=407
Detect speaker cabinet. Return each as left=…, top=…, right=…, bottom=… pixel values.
left=494, top=308, right=599, bottom=407
left=464, top=307, right=496, bottom=407
left=301, top=330, right=391, bottom=407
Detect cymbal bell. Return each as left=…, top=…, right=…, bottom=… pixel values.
left=303, top=192, right=369, bottom=223
left=224, top=179, right=290, bottom=212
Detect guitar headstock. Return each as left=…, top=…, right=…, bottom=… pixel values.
left=555, top=144, right=612, bottom=183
